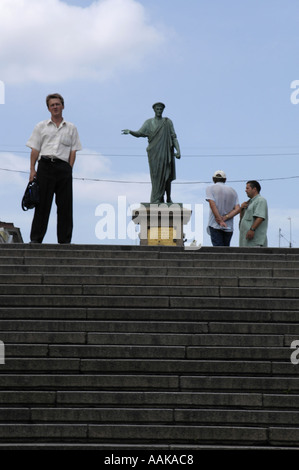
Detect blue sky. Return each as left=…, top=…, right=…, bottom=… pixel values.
left=0, top=0, right=298, bottom=247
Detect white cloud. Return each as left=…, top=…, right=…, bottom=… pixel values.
left=75, top=149, right=112, bottom=178
left=0, top=0, right=166, bottom=84
left=0, top=153, right=28, bottom=185
left=74, top=149, right=151, bottom=203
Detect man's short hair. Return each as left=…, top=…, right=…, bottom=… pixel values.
left=213, top=176, right=226, bottom=183
left=247, top=180, right=261, bottom=193
left=46, top=93, right=64, bottom=108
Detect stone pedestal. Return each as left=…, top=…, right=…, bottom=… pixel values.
left=132, top=203, right=192, bottom=247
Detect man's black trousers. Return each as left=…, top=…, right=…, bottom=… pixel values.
left=30, top=158, right=73, bottom=244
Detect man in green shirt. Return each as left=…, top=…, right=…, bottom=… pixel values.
left=239, top=180, right=268, bottom=247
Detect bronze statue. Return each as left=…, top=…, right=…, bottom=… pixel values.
left=122, top=102, right=181, bottom=203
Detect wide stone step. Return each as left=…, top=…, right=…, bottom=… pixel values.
left=209, top=322, right=299, bottom=334
left=0, top=243, right=298, bottom=258
left=2, top=274, right=299, bottom=289
left=188, top=347, right=294, bottom=361
left=0, top=249, right=162, bottom=259
left=0, top=284, right=221, bottom=297
left=0, top=407, right=173, bottom=423
left=0, top=423, right=271, bottom=445
left=0, top=320, right=208, bottom=333
left=0, top=374, right=180, bottom=390
left=0, top=243, right=297, bottom=254
left=77, top=360, right=278, bottom=376
left=2, top=274, right=299, bottom=288
left=2, top=344, right=294, bottom=361
left=0, top=307, right=296, bottom=322
left=1, top=284, right=298, bottom=298
left=0, top=256, right=193, bottom=267
left=1, top=284, right=299, bottom=303
left=172, top=409, right=299, bottom=425
left=169, top=297, right=299, bottom=310
left=49, top=390, right=299, bottom=408
left=0, top=332, right=289, bottom=346
left=2, top=256, right=299, bottom=269
left=1, top=358, right=276, bottom=375
left=220, top=287, right=299, bottom=298
left=0, top=390, right=260, bottom=407
left=0, top=373, right=299, bottom=394
left=239, top=277, right=299, bottom=288
left=0, top=265, right=278, bottom=278
left=1, top=374, right=299, bottom=392
left=84, top=360, right=297, bottom=377
left=2, top=407, right=299, bottom=426
left=180, top=376, right=299, bottom=392
left=0, top=295, right=297, bottom=310
left=0, top=274, right=237, bottom=286
left=0, top=390, right=263, bottom=407
left=2, top=320, right=299, bottom=335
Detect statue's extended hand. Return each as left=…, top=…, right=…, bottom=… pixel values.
left=122, top=129, right=130, bottom=135
left=175, top=152, right=181, bottom=159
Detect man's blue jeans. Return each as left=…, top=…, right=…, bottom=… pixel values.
left=209, top=226, right=233, bottom=246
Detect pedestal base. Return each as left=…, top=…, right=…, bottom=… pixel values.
left=132, top=203, right=192, bottom=247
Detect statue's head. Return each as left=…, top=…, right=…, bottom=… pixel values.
left=152, top=102, right=165, bottom=111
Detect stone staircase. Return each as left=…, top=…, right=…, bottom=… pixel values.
left=0, top=243, right=298, bottom=450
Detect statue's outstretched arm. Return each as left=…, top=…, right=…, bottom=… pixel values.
left=121, top=129, right=143, bottom=138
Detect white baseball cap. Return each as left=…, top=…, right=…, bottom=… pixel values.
left=213, top=170, right=226, bottom=179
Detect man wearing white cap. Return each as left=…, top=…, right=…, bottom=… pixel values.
left=206, top=170, right=240, bottom=246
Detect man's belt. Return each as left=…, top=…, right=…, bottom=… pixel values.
left=41, top=155, right=60, bottom=162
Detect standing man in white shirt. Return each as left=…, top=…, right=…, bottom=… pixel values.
left=27, top=93, right=82, bottom=244
left=206, top=170, right=240, bottom=246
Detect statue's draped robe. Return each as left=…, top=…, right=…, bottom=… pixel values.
left=137, top=117, right=177, bottom=203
